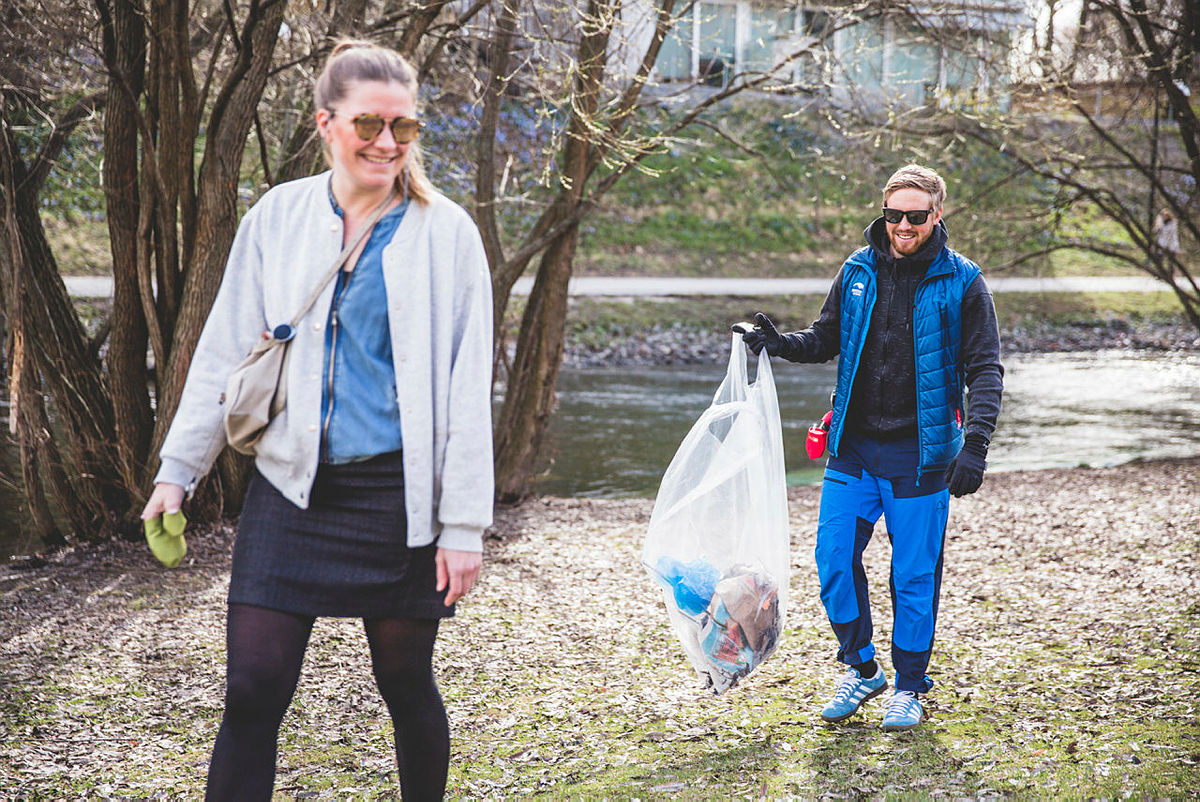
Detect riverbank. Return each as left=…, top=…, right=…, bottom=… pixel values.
left=65, top=277, right=1199, bottom=370
left=2, top=458, right=1197, bottom=796
left=560, top=314, right=1200, bottom=368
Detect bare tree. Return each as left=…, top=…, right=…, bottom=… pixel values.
left=1, top=0, right=122, bottom=542
left=1, top=0, right=519, bottom=543
left=471, top=0, right=865, bottom=499
left=0, top=0, right=292, bottom=544
left=5, top=0, right=878, bottom=529
left=862, top=0, right=1199, bottom=330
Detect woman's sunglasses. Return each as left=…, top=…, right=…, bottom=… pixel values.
left=882, top=207, right=934, bottom=225
left=333, top=112, right=423, bottom=144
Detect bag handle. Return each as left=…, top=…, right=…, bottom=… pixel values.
left=716, top=333, right=779, bottom=405
left=277, top=182, right=399, bottom=337
left=714, top=333, right=750, bottom=404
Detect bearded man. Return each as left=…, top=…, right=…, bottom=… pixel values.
left=740, top=164, right=1004, bottom=731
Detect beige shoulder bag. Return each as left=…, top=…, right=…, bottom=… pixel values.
left=222, top=187, right=397, bottom=455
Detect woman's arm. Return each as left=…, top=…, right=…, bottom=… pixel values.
left=156, top=206, right=269, bottom=492
left=434, top=214, right=495, bottom=554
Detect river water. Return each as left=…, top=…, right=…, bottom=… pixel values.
left=532, top=350, right=1200, bottom=496
left=3, top=350, right=1199, bottom=557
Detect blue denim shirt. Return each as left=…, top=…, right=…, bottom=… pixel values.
left=319, top=191, right=409, bottom=464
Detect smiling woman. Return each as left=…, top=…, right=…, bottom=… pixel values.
left=313, top=45, right=434, bottom=221
left=318, top=82, right=416, bottom=208
left=139, top=39, right=494, bottom=800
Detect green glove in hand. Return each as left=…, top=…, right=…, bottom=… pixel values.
left=144, top=510, right=188, bottom=568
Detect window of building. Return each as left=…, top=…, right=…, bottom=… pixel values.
left=652, top=2, right=1011, bottom=107
left=744, top=6, right=797, bottom=75
left=657, top=3, right=831, bottom=84
left=891, top=22, right=939, bottom=106
left=657, top=7, right=694, bottom=80
left=840, top=16, right=884, bottom=91
left=801, top=9, right=829, bottom=37
left=697, top=2, right=737, bottom=85
left=940, top=30, right=1010, bottom=107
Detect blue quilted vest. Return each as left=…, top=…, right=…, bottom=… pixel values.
left=828, top=245, right=982, bottom=477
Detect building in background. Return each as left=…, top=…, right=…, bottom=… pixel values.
left=649, top=1, right=1028, bottom=109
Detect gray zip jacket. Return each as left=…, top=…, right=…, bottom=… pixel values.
left=156, top=172, right=494, bottom=552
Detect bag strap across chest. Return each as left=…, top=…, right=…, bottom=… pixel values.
left=279, top=184, right=398, bottom=338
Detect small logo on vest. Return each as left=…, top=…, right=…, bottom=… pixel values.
left=850, top=282, right=865, bottom=297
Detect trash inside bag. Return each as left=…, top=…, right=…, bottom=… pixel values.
left=643, top=335, right=790, bottom=694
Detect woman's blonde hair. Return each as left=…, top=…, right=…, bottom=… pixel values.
left=315, top=39, right=433, bottom=205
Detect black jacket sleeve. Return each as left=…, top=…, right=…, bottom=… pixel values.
left=778, top=268, right=843, bottom=363
left=961, top=274, right=1004, bottom=444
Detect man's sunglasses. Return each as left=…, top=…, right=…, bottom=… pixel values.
left=333, top=112, right=423, bottom=144
left=882, top=207, right=934, bottom=225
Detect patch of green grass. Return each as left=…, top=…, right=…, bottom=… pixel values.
left=278, top=740, right=399, bottom=794
left=1044, top=248, right=1137, bottom=276
left=926, top=707, right=1198, bottom=795
left=562, top=295, right=822, bottom=337
left=500, top=640, right=1196, bottom=798
left=994, top=290, right=1186, bottom=325
left=445, top=648, right=1200, bottom=798
left=571, top=99, right=1160, bottom=279
left=42, top=215, right=112, bottom=276
left=586, top=207, right=827, bottom=255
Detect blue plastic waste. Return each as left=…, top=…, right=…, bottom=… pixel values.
left=655, top=556, right=720, bottom=616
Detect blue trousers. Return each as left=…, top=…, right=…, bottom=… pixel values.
left=815, top=433, right=949, bottom=693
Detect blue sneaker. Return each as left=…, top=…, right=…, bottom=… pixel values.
left=880, top=690, right=923, bottom=731
left=820, top=667, right=888, bottom=722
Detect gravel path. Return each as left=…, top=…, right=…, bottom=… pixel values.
left=62, top=274, right=1193, bottom=299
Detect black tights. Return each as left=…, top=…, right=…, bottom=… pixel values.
left=206, top=603, right=447, bottom=801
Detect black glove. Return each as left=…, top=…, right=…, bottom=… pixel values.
left=736, top=312, right=783, bottom=357
left=944, top=433, right=988, bottom=497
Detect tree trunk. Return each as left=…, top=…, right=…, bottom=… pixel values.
left=395, top=0, right=449, bottom=61
left=11, top=356, right=68, bottom=547
left=476, top=0, right=522, bottom=350
left=0, top=113, right=123, bottom=540
left=492, top=216, right=579, bottom=501
left=10, top=178, right=122, bottom=536
left=150, top=0, right=286, bottom=468
left=491, top=0, right=612, bottom=500
left=0, top=158, right=62, bottom=545
left=273, top=110, right=324, bottom=186
left=101, top=0, right=153, bottom=492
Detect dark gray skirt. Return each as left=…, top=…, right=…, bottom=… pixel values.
left=229, top=450, right=453, bottom=619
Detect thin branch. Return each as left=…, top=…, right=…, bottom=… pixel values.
left=476, top=0, right=521, bottom=274
left=253, top=111, right=274, bottom=187
left=197, top=18, right=228, bottom=114
left=22, top=90, right=106, bottom=196
left=688, top=118, right=764, bottom=158
left=222, top=0, right=242, bottom=53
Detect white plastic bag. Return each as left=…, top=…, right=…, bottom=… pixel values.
left=643, top=335, right=790, bottom=693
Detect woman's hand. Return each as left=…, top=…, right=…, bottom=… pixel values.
left=436, top=548, right=482, bottom=606
left=141, top=483, right=186, bottom=520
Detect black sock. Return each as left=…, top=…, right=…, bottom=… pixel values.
left=852, top=659, right=879, bottom=678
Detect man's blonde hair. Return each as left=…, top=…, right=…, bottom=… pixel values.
left=883, top=164, right=946, bottom=210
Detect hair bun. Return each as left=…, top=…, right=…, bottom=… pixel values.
left=329, top=39, right=373, bottom=59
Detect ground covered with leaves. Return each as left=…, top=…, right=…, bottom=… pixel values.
left=2, top=458, right=1198, bottom=797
